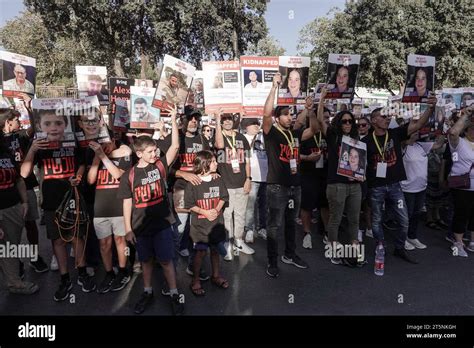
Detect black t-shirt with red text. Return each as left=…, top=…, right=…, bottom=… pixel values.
left=0, top=150, right=21, bottom=209
left=35, top=147, right=84, bottom=211
left=3, top=130, right=38, bottom=190
left=172, top=132, right=209, bottom=190
left=362, top=124, right=410, bottom=188
left=216, top=132, right=250, bottom=189
left=264, top=125, right=303, bottom=187
left=300, top=132, right=328, bottom=178
left=326, top=127, right=359, bottom=185
left=93, top=155, right=132, bottom=218
left=184, top=177, right=229, bottom=244
left=117, top=157, right=174, bottom=235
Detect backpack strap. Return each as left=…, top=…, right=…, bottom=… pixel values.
left=128, top=166, right=135, bottom=193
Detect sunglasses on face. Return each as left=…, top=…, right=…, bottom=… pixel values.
left=358, top=123, right=368, bottom=128
left=378, top=115, right=389, bottom=119
left=341, top=119, right=353, bottom=125
left=203, top=129, right=211, bottom=133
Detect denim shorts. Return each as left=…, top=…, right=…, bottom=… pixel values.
left=136, top=225, right=175, bottom=263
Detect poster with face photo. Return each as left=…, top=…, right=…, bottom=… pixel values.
left=402, top=54, right=435, bottom=103
left=76, top=66, right=109, bottom=105
left=130, top=86, right=159, bottom=129
left=113, top=99, right=130, bottom=131
left=13, top=98, right=31, bottom=129
left=325, top=54, right=360, bottom=100
left=441, top=87, right=474, bottom=111
left=203, top=60, right=242, bottom=114
left=240, top=56, right=279, bottom=116
left=186, top=70, right=205, bottom=112
left=337, top=135, right=366, bottom=180
left=109, top=78, right=156, bottom=129
left=31, top=98, right=76, bottom=149
left=277, top=56, right=310, bottom=106
left=0, top=51, right=36, bottom=97
left=152, top=55, right=196, bottom=113
left=70, top=96, right=110, bottom=147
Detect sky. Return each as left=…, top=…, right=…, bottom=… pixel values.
left=0, top=0, right=348, bottom=55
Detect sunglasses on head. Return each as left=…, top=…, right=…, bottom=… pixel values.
left=341, top=119, right=353, bottom=125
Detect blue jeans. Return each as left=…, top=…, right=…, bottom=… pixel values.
left=245, top=182, right=267, bottom=231
left=403, top=190, right=426, bottom=240
left=369, top=183, right=408, bottom=250
left=266, top=184, right=301, bottom=264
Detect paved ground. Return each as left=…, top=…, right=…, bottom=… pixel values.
left=1, top=216, right=473, bottom=316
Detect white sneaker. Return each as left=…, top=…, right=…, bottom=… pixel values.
left=234, top=239, right=255, bottom=255
left=224, top=242, right=234, bottom=261
left=357, top=230, right=364, bottom=242
left=366, top=229, right=373, bottom=238
left=302, top=233, right=312, bottom=249
left=50, top=255, right=59, bottom=271
left=295, top=218, right=302, bottom=225
left=178, top=249, right=189, bottom=257
left=245, top=230, right=254, bottom=244
left=404, top=240, right=415, bottom=250
left=407, top=238, right=427, bottom=249
left=257, top=228, right=267, bottom=240
left=452, top=242, right=468, bottom=257
left=466, top=241, right=474, bottom=252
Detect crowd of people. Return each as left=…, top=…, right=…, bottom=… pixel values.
left=1, top=73, right=474, bottom=316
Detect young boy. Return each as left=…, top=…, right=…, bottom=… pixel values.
left=118, top=107, right=182, bottom=315
left=184, top=151, right=229, bottom=296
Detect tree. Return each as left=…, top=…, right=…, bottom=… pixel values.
left=24, top=0, right=268, bottom=76
left=245, top=35, right=286, bottom=56
left=0, top=10, right=94, bottom=86
left=298, top=0, right=474, bottom=90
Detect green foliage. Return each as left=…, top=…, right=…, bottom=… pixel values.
left=245, top=35, right=286, bottom=56
left=298, top=0, right=474, bottom=89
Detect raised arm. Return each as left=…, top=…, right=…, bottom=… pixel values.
left=263, top=73, right=281, bottom=135
left=317, top=87, right=329, bottom=137
left=214, top=109, right=224, bottom=149
left=165, top=105, right=180, bottom=166
left=449, top=106, right=473, bottom=148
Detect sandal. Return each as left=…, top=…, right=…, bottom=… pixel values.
left=211, top=276, right=229, bottom=289
left=189, top=283, right=205, bottom=297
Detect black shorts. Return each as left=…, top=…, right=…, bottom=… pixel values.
left=301, top=174, right=328, bottom=211
left=451, top=189, right=474, bottom=233
left=44, top=210, right=87, bottom=241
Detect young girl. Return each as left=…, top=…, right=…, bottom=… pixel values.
left=184, top=150, right=229, bottom=296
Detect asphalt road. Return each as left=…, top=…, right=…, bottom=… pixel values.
left=1, top=217, right=473, bottom=316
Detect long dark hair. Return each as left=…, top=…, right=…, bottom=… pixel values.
left=331, top=110, right=358, bottom=139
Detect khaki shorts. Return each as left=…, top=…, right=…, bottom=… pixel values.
left=93, top=217, right=126, bottom=239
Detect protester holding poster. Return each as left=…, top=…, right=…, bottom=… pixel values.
left=130, top=86, right=159, bottom=128
left=31, top=99, right=75, bottom=149
left=325, top=54, right=360, bottom=100
left=317, top=87, right=364, bottom=265
left=76, top=66, right=109, bottom=104
left=240, top=56, right=279, bottom=116
left=277, top=56, right=310, bottom=105
left=203, top=60, right=242, bottom=114
left=1, top=51, right=36, bottom=97
left=152, top=55, right=195, bottom=112
left=402, top=54, right=435, bottom=103
left=337, top=135, right=367, bottom=180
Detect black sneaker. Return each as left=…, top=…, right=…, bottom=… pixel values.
left=170, top=293, right=184, bottom=316
left=110, top=271, right=131, bottom=292
left=53, top=280, right=73, bottom=302
left=266, top=262, right=279, bottom=278
left=77, top=273, right=97, bottom=293
left=19, top=261, right=25, bottom=280
left=30, top=256, right=49, bottom=273
left=394, top=248, right=419, bottom=264
left=97, top=273, right=115, bottom=294
left=281, top=254, right=308, bottom=269
left=134, top=291, right=153, bottom=314
left=185, top=267, right=210, bottom=281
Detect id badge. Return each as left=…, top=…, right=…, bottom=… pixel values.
left=376, top=162, right=387, bottom=178
left=290, top=158, right=297, bottom=175
left=231, top=158, right=240, bottom=174
left=315, top=152, right=324, bottom=169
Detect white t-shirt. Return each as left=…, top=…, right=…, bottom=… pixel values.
left=401, top=142, right=433, bottom=193
left=244, top=132, right=268, bottom=182
left=449, top=136, right=474, bottom=191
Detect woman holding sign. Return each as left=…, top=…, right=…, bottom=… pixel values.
left=318, top=87, right=364, bottom=266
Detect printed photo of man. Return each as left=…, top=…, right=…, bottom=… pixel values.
left=3, top=64, right=34, bottom=94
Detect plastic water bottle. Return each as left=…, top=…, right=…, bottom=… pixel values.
left=374, top=242, right=385, bottom=276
